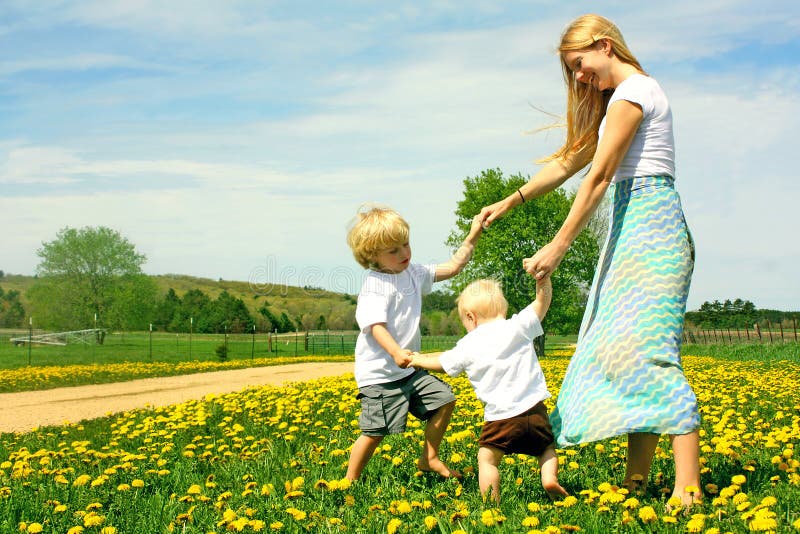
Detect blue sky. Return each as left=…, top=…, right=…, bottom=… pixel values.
left=1, top=1, right=798, bottom=311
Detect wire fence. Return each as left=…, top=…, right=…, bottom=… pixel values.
left=683, top=319, right=799, bottom=345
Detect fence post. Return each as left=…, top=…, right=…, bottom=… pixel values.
left=27, top=317, right=32, bottom=366
left=766, top=320, right=774, bottom=343
left=778, top=321, right=785, bottom=343
left=794, top=318, right=798, bottom=342
left=754, top=323, right=762, bottom=342
left=295, top=331, right=298, bottom=356
left=745, top=324, right=750, bottom=341
left=727, top=328, right=732, bottom=343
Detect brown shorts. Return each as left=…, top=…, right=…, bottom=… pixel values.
left=479, top=401, right=554, bottom=457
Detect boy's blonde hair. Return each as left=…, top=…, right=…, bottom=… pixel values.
left=543, top=14, right=645, bottom=167
left=346, top=204, right=410, bottom=269
left=456, top=279, right=508, bottom=322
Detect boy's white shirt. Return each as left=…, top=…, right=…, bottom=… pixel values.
left=438, top=303, right=549, bottom=421
left=354, top=263, right=435, bottom=387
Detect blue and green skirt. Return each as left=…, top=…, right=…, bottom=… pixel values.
left=551, top=175, right=700, bottom=447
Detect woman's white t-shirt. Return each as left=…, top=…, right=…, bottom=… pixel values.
left=599, top=74, right=675, bottom=182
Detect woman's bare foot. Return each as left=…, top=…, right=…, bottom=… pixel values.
left=666, top=486, right=703, bottom=514
left=417, top=457, right=463, bottom=479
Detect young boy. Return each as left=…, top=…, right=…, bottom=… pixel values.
left=409, top=276, right=568, bottom=502
left=344, top=204, right=483, bottom=480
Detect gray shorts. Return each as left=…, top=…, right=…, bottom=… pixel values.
left=357, top=369, right=456, bottom=436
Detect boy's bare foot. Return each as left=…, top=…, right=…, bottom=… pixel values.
left=417, top=457, right=463, bottom=479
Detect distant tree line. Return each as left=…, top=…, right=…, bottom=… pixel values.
left=685, top=299, right=800, bottom=329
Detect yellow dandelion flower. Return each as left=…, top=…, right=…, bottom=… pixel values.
left=285, top=508, right=306, bottom=521
left=26, top=524, right=43, bottom=534
left=187, top=484, right=202, bottom=495
left=83, top=512, right=105, bottom=527
left=100, top=528, right=117, bottom=534
left=117, top=484, right=131, bottom=492
left=522, top=516, right=540, bottom=527
left=731, top=475, right=746, bottom=485
left=661, top=515, right=677, bottom=524
left=760, top=496, right=777, bottom=507
left=54, top=475, right=69, bottom=485
left=622, top=497, right=639, bottom=509
left=131, top=479, right=145, bottom=488
left=54, top=504, right=68, bottom=513
left=638, top=506, right=657, bottom=523
left=527, top=503, right=541, bottom=513
left=86, top=503, right=103, bottom=511
left=67, top=527, right=84, bottom=534
left=269, top=521, right=283, bottom=530
left=732, top=492, right=749, bottom=505
left=685, top=517, right=704, bottom=532
left=386, top=518, right=402, bottom=534
left=396, top=500, right=412, bottom=514
left=73, top=474, right=92, bottom=486
left=424, top=516, right=438, bottom=530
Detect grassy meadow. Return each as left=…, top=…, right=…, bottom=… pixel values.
left=1, top=344, right=799, bottom=533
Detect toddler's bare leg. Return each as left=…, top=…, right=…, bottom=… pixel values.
left=477, top=446, right=504, bottom=503
left=538, top=445, right=568, bottom=499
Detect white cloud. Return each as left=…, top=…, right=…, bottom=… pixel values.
left=1, top=1, right=797, bottom=312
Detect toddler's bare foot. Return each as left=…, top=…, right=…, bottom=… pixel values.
left=417, top=457, right=462, bottom=479
left=542, top=479, right=569, bottom=500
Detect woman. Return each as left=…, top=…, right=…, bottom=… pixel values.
left=478, top=14, right=701, bottom=507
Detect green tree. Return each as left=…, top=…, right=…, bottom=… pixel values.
left=0, top=287, right=26, bottom=327
left=446, top=169, right=603, bottom=334
left=28, top=226, right=148, bottom=331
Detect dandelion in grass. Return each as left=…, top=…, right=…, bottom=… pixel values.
left=83, top=512, right=105, bottom=528
left=521, top=516, right=540, bottom=528
left=423, top=516, right=437, bottom=530
left=637, top=506, right=657, bottom=523
left=685, top=515, right=704, bottom=532
left=66, top=527, right=84, bottom=534
left=269, top=521, right=283, bottom=530
left=386, top=518, right=402, bottom=534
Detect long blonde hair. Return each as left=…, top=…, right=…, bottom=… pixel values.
left=543, top=14, right=645, bottom=166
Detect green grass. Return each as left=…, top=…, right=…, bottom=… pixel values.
left=1, top=353, right=798, bottom=532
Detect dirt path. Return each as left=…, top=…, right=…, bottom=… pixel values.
left=0, top=362, right=354, bottom=434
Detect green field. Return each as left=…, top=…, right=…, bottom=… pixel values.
left=1, top=345, right=798, bottom=532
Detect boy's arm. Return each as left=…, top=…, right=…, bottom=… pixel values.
left=434, top=215, right=483, bottom=282
left=409, top=351, right=445, bottom=373
left=529, top=275, right=552, bottom=321
left=370, top=323, right=413, bottom=368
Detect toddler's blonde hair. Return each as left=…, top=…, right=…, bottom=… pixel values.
left=457, top=279, right=508, bottom=322
left=346, top=204, right=410, bottom=269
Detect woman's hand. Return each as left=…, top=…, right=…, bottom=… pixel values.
left=523, top=241, right=569, bottom=280
left=478, top=197, right=513, bottom=228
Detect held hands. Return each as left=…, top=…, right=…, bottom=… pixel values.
left=478, top=197, right=512, bottom=229
left=394, top=349, right=414, bottom=369
left=523, top=241, right=568, bottom=280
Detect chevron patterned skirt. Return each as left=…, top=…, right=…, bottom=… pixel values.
left=551, top=175, right=700, bottom=447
